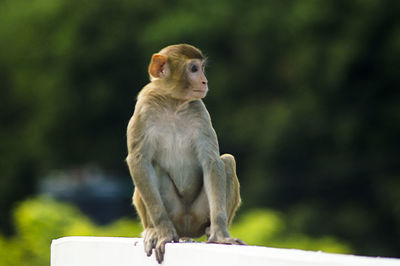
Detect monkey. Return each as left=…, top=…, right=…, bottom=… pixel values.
left=126, top=44, right=245, bottom=264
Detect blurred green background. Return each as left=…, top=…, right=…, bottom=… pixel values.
left=1, top=0, right=399, bottom=264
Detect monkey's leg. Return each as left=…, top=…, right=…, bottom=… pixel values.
left=133, top=189, right=151, bottom=229
left=187, top=187, right=211, bottom=238
left=220, top=154, right=241, bottom=227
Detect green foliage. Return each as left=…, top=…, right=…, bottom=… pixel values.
left=0, top=197, right=142, bottom=266
left=0, top=197, right=350, bottom=266
left=231, top=209, right=350, bottom=254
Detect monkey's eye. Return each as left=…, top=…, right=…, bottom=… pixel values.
left=190, top=65, right=199, bottom=73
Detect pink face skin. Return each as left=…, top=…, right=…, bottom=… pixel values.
left=186, top=59, right=208, bottom=99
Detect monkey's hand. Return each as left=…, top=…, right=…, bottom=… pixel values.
left=143, top=226, right=179, bottom=264
left=207, top=227, right=246, bottom=245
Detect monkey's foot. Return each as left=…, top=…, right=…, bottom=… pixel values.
left=207, top=237, right=246, bottom=245
left=205, top=226, right=211, bottom=239
left=179, top=237, right=195, bottom=243
left=206, top=228, right=246, bottom=245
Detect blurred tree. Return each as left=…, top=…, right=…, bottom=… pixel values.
left=0, top=0, right=399, bottom=256
left=0, top=196, right=142, bottom=266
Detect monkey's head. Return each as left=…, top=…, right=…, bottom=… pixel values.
left=148, top=44, right=208, bottom=101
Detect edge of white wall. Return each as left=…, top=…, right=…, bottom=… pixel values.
left=51, top=236, right=400, bottom=266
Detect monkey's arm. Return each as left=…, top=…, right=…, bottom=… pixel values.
left=126, top=107, right=179, bottom=263
left=127, top=151, right=179, bottom=263
left=126, top=113, right=176, bottom=232
left=128, top=154, right=175, bottom=230
left=192, top=102, right=233, bottom=241
left=203, top=155, right=231, bottom=240
left=195, top=128, right=230, bottom=240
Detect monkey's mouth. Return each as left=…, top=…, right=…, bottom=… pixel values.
left=193, top=88, right=208, bottom=93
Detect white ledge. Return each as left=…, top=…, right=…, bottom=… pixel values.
left=51, top=236, right=400, bottom=266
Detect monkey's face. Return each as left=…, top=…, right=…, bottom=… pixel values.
left=185, top=59, right=208, bottom=100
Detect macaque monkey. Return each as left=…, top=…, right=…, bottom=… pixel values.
left=126, top=44, right=244, bottom=263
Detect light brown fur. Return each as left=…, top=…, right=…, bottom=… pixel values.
left=126, top=44, right=244, bottom=263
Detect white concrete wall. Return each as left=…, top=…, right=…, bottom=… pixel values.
left=51, top=236, right=400, bottom=266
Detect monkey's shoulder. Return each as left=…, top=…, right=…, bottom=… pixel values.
left=135, top=93, right=208, bottom=117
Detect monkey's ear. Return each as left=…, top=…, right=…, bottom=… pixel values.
left=149, top=54, right=167, bottom=79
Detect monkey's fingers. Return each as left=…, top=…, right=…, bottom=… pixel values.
left=155, top=242, right=166, bottom=264
left=207, top=237, right=246, bottom=246
left=144, top=237, right=156, bottom=257
left=234, top=238, right=247, bottom=245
